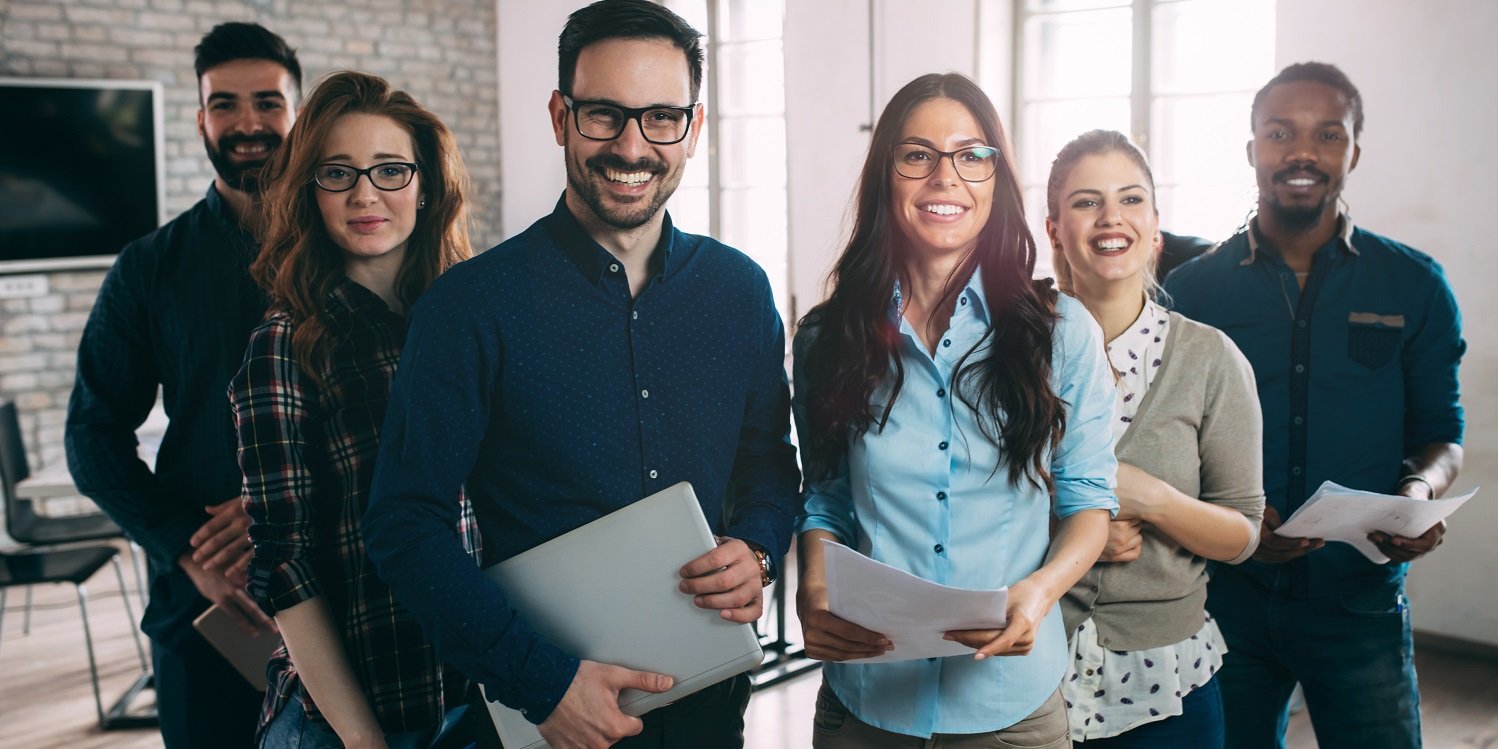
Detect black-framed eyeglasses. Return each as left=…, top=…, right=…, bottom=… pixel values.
left=312, top=162, right=420, bottom=193
left=892, top=143, right=1000, bottom=182
left=562, top=95, right=696, bottom=145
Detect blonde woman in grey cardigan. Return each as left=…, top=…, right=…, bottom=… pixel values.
left=1044, top=130, right=1266, bottom=748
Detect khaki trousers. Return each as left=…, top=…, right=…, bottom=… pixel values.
left=812, top=682, right=1071, bottom=749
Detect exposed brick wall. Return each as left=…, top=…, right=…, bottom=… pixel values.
left=0, top=0, right=500, bottom=472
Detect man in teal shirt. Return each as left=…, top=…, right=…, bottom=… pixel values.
left=1165, top=62, right=1464, bottom=749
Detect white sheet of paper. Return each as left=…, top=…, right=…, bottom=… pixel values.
left=822, top=538, right=1007, bottom=664
left=1274, top=481, right=1478, bottom=564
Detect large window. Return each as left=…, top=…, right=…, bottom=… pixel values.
left=1014, top=0, right=1275, bottom=272
left=663, top=0, right=790, bottom=323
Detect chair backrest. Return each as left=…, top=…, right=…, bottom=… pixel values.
left=0, top=401, right=34, bottom=533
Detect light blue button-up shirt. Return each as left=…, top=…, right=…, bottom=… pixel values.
left=794, top=271, right=1118, bottom=738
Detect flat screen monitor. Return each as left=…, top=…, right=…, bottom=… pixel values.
left=0, top=78, right=166, bottom=274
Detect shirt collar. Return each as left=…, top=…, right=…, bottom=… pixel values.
left=204, top=183, right=255, bottom=241
left=544, top=194, right=678, bottom=285
left=1241, top=211, right=1357, bottom=266
left=888, top=265, right=991, bottom=326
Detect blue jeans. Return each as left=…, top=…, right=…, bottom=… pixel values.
left=1075, top=676, right=1224, bottom=748
left=260, top=696, right=457, bottom=749
left=1206, top=566, right=1420, bottom=749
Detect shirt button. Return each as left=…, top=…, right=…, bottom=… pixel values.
left=1294, top=364, right=1305, bottom=374
left=933, top=544, right=944, bottom=554
left=1292, top=466, right=1303, bottom=476
left=960, top=298, right=968, bottom=306
left=641, top=389, right=650, bottom=399
left=942, top=339, right=952, bottom=348
left=1297, top=320, right=1307, bottom=328
left=936, top=388, right=946, bottom=398
left=632, top=310, right=639, bottom=320
left=609, top=263, right=621, bottom=273
left=936, top=491, right=947, bottom=501
left=938, top=441, right=949, bottom=450
left=648, top=469, right=659, bottom=479
left=1293, top=416, right=1304, bottom=425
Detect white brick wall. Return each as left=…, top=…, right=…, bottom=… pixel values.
left=0, top=0, right=502, bottom=470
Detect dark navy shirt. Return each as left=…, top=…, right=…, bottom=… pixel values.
left=1164, top=218, right=1464, bottom=596
left=363, top=197, right=801, bottom=723
left=66, top=184, right=266, bottom=641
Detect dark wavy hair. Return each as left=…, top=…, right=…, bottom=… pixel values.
left=799, top=73, right=1065, bottom=492
left=253, top=71, right=471, bottom=383
left=194, top=22, right=302, bottom=97
left=558, top=0, right=704, bottom=102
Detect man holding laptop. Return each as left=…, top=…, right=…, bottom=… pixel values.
left=362, top=2, right=800, bottom=747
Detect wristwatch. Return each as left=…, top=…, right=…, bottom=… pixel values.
left=747, top=542, right=775, bottom=588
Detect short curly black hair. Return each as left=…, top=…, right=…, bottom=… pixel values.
left=1251, top=61, right=1363, bottom=138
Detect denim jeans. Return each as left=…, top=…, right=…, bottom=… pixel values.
left=1074, top=676, right=1224, bottom=749
left=1206, top=566, right=1420, bottom=749
left=259, top=696, right=445, bottom=749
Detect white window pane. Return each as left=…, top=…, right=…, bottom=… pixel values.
left=668, top=185, right=711, bottom=236
left=719, top=116, right=786, bottom=189
left=719, top=0, right=784, bottom=42
left=1023, top=8, right=1133, bottom=100
left=1023, top=185, right=1056, bottom=280
left=1152, top=0, right=1275, bottom=95
left=716, top=40, right=785, bottom=116
left=1018, top=97, right=1131, bottom=186
left=1026, top=0, right=1130, bottom=11
left=1149, top=92, right=1254, bottom=185
left=720, top=186, right=789, bottom=320
left=1155, top=183, right=1254, bottom=244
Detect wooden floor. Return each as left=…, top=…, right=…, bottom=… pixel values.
left=4, top=545, right=1495, bottom=748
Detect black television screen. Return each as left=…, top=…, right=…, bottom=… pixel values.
left=0, top=78, right=164, bottom=273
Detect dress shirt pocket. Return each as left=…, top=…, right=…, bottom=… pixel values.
left=1346, top=313, right=1404, bottom=370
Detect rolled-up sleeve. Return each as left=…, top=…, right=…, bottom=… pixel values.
left=1050, top=296, right=1119, bottom=518
left=1402, top=261, right=1465, bottom=450
left=230, top=319, right=324, bottom=615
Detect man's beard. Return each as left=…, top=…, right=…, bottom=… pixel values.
left=566, top=150, right=677, bottom=230
left=204, top=133, right=282, bottom=194
left=1266, top=199, right=1326, bottom=232
left=1265, top=164, right=1334, bottom=232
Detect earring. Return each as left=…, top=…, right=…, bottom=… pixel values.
left=418, top=199, right=427, bottom=209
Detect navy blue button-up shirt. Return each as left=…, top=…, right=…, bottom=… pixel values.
left=363, top=197, right=800, bottom=723
left=1164, top=218, right=1464, bottom=595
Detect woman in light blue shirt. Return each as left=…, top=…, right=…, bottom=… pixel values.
left=793, top=73, right=1118, bottom=748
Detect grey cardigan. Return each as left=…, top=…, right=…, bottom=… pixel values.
left=1061, top=312, right=1266, bottom=651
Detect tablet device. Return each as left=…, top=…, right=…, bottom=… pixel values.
left=482, top=482, right=764, bottom=749
left=192, top=603, right=281, bottom=691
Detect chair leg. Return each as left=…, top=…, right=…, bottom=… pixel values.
left=110, top=556, right=149, bottom=671
left=75, top=582, right=107, bottom=726
left=22, top=585, right=33, bottom=635
left=129, top=541, right=148, bottom=610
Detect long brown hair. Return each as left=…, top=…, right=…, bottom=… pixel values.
left=253, top=70, right=471, bottom=381
left=800, top=73, right=1066, bottom=492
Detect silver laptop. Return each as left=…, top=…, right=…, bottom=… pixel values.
left=482, top=482, right=765, bottom=749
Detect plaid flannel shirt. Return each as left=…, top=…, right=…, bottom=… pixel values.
left=231, top=278, right=481, bottom=735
